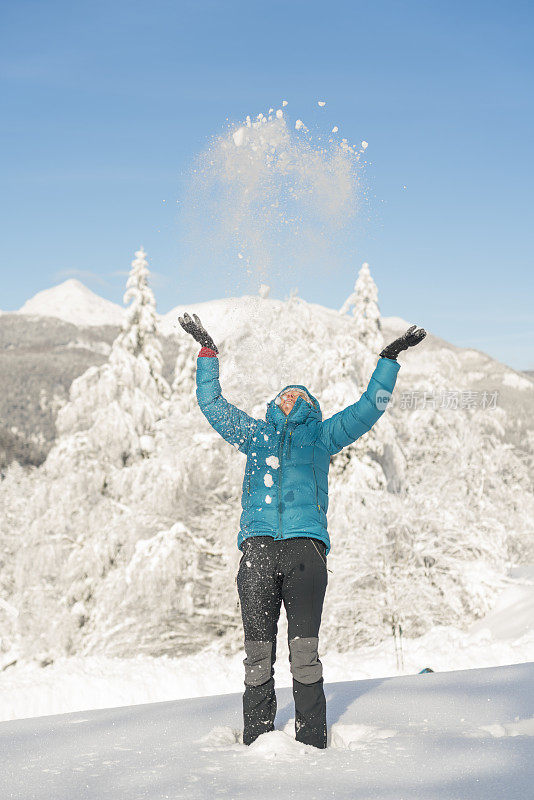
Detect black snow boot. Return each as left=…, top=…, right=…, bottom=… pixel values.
left=293, top=676, right=327, bottom=748
left=242, top=677, right=277, bottom=745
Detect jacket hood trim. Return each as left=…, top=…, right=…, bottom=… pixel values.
left=265, top=383, right=322, bottom=430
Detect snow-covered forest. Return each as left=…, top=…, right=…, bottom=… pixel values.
left=1, top=247, right=533, bottom=672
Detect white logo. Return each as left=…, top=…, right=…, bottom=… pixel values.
left=375, top=389, right=393, bottom=410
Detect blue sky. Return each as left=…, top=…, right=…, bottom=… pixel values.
left=1, top=0, right=533, bottom=369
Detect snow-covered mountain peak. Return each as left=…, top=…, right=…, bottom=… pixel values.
left=17, top=279, right=125, bottom=327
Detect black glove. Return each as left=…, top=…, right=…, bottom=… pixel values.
left=178, top=312, right=219, bottom=354
left=379, top=324, right=426, bottom=360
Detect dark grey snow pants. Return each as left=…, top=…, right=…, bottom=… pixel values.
left=236, top=535, right=328, bottom=748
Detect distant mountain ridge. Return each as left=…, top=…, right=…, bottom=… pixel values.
left=1, top=281, right=533, bottom=471
left=8, top=279, right=414, bottom=337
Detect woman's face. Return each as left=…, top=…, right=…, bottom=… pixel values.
left=279, top=388, right=312, bottom=416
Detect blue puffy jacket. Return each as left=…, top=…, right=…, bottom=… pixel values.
left=196, top=352, right=400, bottom=555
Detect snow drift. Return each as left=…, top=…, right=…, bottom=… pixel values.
left=1, top=662, right=533, bottom=799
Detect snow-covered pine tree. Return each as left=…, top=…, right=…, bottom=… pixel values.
left=339, top=261, right=383, bottom=379
left=54, top=247, right=171, bottom=467
left=114, top=247, right=170, bottom=402
left=327, top=262, right=406, bottom=492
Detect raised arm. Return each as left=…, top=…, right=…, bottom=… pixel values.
left=178, top=312, right=260, bottom=454
left=319, top=324, right=426, bottom=455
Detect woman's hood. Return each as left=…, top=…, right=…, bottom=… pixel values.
left=265, top=384, right=322, bottom=429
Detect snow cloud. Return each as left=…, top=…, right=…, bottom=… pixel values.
left=179, top=103, right=365, bottom=294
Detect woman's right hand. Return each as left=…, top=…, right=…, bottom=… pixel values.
left=178, top=312, right=219, bottom=353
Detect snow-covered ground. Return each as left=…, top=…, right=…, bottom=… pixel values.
left=1, top=567, right=533, bottom=725
left=2, top=570, right=533, bottom=798
left=2, top=662, right=533, bottom=799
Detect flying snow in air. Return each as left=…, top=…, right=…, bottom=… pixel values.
left=266, top=456, right=279, bottom=469
left=265, top=495, right=272, bottom=504
left=264, top=473, right=274, bottom=488
left=232, top=128, right=245, bottom=147
left=189, top=102, right=364, bottom=305
left=361, top=141, right=368, bottom=149
left=318, top=101, right=326, bottom=107
left=332, top=126, right=339, bottom=133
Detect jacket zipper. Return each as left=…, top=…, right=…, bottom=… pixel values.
left=312, top=463, right=321, bottom=512
left=278, top=418, right=288, bottom=539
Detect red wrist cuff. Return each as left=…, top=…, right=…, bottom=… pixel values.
left=198, top=347, right=218, bottom=358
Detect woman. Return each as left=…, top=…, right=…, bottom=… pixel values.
left=178, top=311, right=426, bottom=748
